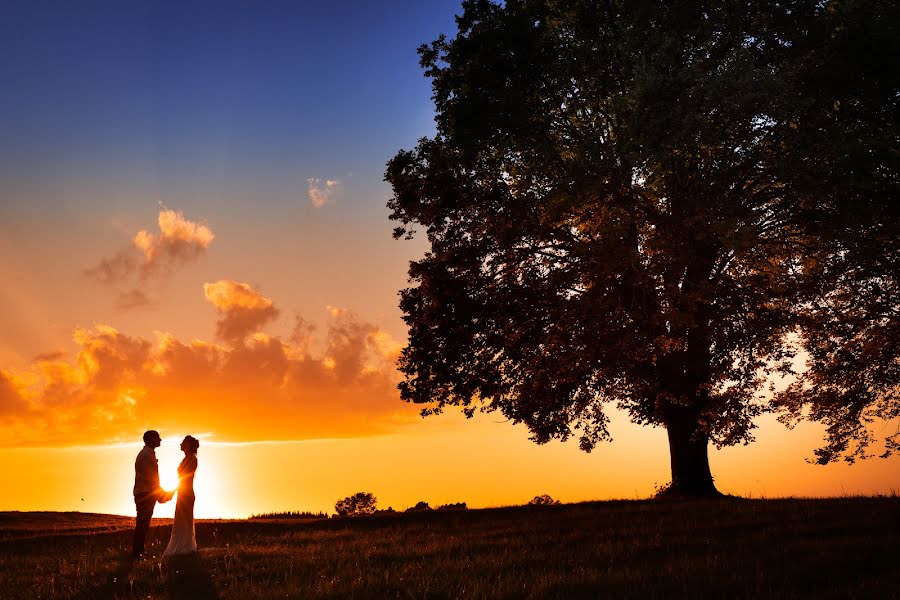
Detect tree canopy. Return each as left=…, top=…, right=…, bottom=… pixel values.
left=335, top=492, right=378, bottom=517
left=385, top=0, right=898, bottom=495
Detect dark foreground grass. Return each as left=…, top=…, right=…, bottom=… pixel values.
left=0, top=497, right=897, bottom=599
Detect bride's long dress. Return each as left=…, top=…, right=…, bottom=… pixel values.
left=163, top=454, right=198, bottom=556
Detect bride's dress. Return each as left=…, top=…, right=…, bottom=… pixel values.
left=163, top=454, right=197, bottom=556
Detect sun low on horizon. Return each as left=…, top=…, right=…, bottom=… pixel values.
left=1, top=0, right=898, bottom=522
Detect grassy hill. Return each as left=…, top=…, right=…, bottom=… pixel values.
left=0, top=511, right=139, bottom=542
left=1, top=497, right=898, bottom=598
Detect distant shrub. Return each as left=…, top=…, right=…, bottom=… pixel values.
left=406, top=501, right=431, bottom=512
left=436, top=502, right=467, bottom=511
left=373, top=507, right=396, bottom=516
left=335, top=492, right=378, bottom=517
left=528, top=495, right=560, bottom=506
left=249, top=510, right=329, bottom=520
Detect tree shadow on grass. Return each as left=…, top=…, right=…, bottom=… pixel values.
left=165, top=553, right=218, bottom=599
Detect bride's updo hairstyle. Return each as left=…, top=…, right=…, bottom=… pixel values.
left=182, top=435, right=200, bottom=455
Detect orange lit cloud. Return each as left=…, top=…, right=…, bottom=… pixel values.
left=132, top=209, right=214, bottom=266
left=85, top=209, right=214, bottom=308
left=306, top=177, right=341, bottom=208
left=32, top=350, right=66, bottom=362
left=0, top=295, right=411, bottom=446
left=323, top=306, right=402, bottom=382
left=0, top=370, right=28, bottom=415
left=203, top=280, right=280, bottom=341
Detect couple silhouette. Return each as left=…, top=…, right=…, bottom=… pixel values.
left=132, top=430, right=199, bottom=557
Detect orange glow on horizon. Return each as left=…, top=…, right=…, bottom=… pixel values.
left=0, top=412, right=897, bottom=520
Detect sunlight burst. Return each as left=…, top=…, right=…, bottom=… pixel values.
left=150, top=435, right=219, bottom=518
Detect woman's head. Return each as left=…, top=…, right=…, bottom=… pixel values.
left=181, top=435, right=200, bottom=455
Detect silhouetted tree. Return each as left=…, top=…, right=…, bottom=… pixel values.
left=406, top=501, right=432, bottom=512
left=528, top=495, right=560, bottom=506
left=386, top=0, right=898, bottom=495
left=335, top=492, right=378, bottom=517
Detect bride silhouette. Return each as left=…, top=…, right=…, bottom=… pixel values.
left=163, top=435, right=199, bottom=556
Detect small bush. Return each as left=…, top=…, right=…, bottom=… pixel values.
left=406, top=501, right=431, bottom=512
left=528, top=494, right=560, bottom=506
left=335, top=492, right=378, bottom=517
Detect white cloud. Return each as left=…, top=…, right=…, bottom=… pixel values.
left=306, top=178, right=341, bottom=208
left=132, top=209, right=214, bottom=266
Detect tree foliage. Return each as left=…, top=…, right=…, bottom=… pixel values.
left=386, top=0, right=898, bottom=493
left=335, top=492, right=378, bottom=517
left=436, top=502, right=468, bottom=511
left=528, top=494, right=561, bottom=506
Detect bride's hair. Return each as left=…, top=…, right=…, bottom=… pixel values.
left=182, top=435, right=200, bottom=455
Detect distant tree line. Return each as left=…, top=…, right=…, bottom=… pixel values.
left=329, top=492, right=563, bottom=517
left=404, top=501, right=469, bottom=512
left=334, top=493, right=472, bottom=517
left=249, top=510, right=329, bottom=520
left=251, top=493, right=565, bottom=520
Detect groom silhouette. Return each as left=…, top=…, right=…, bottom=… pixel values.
left=132, top=430, right=174, bottom=556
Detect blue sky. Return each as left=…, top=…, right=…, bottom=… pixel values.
left=0, top=0, right=460, bottom=216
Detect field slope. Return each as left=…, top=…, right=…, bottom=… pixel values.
left=0, top=497, right=897, bottom=599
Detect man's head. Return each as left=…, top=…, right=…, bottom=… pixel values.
left=142, top=430, right=162, bottom=448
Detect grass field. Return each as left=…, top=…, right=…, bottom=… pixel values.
left=1, top=497, right=898, bottom=599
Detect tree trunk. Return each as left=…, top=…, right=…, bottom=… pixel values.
left=662, top=419, right=721, bottom=497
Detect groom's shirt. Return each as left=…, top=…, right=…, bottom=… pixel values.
left=133, top=446, right=163, bottom=502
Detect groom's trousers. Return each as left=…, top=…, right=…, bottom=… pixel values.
left=132, top=496, right=156, bottom=555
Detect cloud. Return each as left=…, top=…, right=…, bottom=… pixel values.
left=32, top=350, right=67, bottom=363
left=203, top=280, right=280, bottom=341
left=84, top=250, right=137, bottom=285
left=289, top=315, right=317, bottom=357
left=306, top=178, right=341, bottom=208
left=323, top=306, right=402, bottom=384
left=116, top=289, right=153, bottom=310
left=132, top=209, right=214, bottom=267
left=71, top=324, right=153, bottom=390
left=85, top=208, right=214, bottom=309
left=0, top=370, right=28, bottom=416
left=0, top=301, right=410, bottom=446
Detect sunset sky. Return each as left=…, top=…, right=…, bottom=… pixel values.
left=1, top=1, right=897, bottom=519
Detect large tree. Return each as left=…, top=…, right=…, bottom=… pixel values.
left=385, top=0, right=898, bottom=495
